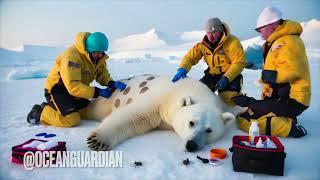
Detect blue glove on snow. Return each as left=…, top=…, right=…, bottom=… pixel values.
left=109, top=81, right=127, bottom=91
left=172, top=68, right=187, bottom=82
left=215, top=76, right=229, bottom=92
left=99, top=88, right=112, bottom=98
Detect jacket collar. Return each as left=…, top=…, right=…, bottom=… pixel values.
left=267, top=20, right=302, bottom=43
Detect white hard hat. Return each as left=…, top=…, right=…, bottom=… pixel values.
left=256, top=6, right=282, bottom=29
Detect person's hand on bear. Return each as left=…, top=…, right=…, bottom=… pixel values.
left=108, top=81, right=127, bottom=91
left=99, top=88, right=112, bottom=98
left=172, top=68, right=187, bottom=82
left=215, top=76, right=229, bottom=91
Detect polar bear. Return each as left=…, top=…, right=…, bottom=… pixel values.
left=86, top=75, right=236, bottom=152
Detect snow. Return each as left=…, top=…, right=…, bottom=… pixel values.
left=111, top=29, right=167, bottom=51
left=179, top=30, right=204, bottom=43
left=1, top=19, right=320, bottom=179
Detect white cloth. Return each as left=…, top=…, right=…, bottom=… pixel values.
left=36, top=140, right=58, bottom=150
left=240, top=141, right=251, bottom=147
left=22, top=140, right=44, bottom=149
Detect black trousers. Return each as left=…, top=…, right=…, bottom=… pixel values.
left=45, top=84, right=90, bottom=116
left=200, top=68, right=242, bottom=93
left=247, top=97, right=308, bottom=119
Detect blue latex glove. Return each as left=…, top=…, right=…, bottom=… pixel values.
left=109, top=81, right=127, bottom=91
left=172, top=68, right=187, bottom=82
left=114, top=81, right=127, bottom=91
left=99, top=88, right=112, bottom=98
left=215, top=76, right=229, bottom=92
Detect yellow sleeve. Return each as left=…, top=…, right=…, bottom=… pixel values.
left=59, top=57, right=96, bottom=99
left=96, top=60, right=113, bottom=86
left=179, top=43, right=203, bottom=72
left=273, top=43, right=303, bottom=83
left=223, top=40, right=246, bottom=82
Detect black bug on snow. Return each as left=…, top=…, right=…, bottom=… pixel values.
left=131, top=161, right=143, bottom=168
left=182, top=158, right=190, bottom=166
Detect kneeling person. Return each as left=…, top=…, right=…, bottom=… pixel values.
left=234, top=6, right=311, bottom=138
left=27, top=32, right=127, bottom=127
left=172, top=18, right=246, bottom=106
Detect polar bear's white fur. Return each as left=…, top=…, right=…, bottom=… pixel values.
left=86, top=75, right=236, bottom=151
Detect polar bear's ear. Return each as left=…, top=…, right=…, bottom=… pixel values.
left=178, top=96, right=193, bottom=107
left=221, top=112, right=235, bottom=128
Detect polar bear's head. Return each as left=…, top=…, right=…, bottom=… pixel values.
left=172, top=96, right=235, bottom=152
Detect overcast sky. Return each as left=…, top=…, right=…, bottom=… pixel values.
left=1, top=0, right=319, bottom=49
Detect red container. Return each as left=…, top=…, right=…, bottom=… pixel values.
left=12, top=139, right=66, bottom=164
left=231, top=135, right=286, bottom=176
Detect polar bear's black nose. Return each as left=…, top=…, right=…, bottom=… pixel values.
left=186, top=140, right=198, bottom=152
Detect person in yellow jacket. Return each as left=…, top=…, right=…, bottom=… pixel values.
left=172, top=18, right=246, bottom=106
left=27, top=32, right=127, bottom=127
left=234, top=6, right=311, bottom=138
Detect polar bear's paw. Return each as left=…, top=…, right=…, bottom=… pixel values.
left=87, top=132, right=111, bottom=151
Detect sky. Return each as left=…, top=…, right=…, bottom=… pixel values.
left=1, top=0, right=319, bottom=49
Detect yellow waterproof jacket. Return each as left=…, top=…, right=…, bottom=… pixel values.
left=45, top=32, right=113, bottom=99
left=179, top=23, right=246, bottom=82
left=261, top=20, right=311, bottom=106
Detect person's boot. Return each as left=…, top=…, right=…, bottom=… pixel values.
left=289, top=119, right=307, bottom=138
left=27, top=102, right=48, bottom=125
